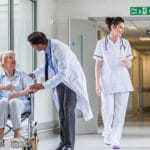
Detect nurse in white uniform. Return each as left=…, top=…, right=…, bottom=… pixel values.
left=93, top=17, right=133, bottom=149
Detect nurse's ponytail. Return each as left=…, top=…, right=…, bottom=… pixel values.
left=105, top=17, right=124, bottom=31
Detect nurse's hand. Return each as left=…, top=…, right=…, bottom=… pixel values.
left=30, top=83, right=45, bottom=92
left=28, top=73, right=36, bottom=79
left=96, top=83, right=102, bottom=96
left=121, top=59, right=131, bottom=68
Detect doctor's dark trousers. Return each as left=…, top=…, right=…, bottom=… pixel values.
left=56, top=83, right=77, bottom=149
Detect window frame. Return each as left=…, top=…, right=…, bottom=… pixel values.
left=8, top=0, right=37, bottom=71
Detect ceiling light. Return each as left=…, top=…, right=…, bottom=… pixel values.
left=139, top=37, right=150, bottom=41
left=126, top=25, right=137, bottom=30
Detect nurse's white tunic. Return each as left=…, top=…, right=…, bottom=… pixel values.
left=93, top=36, right=134, bottom=93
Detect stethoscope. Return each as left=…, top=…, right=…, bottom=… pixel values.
left=105, top=36, right=126, bottom=51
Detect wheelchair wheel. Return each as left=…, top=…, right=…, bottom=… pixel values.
left=30, top=129, right=38, bottom=150
left=22, top=129, right=38, bottom=150
left=22, top=147, right=32, bottom=150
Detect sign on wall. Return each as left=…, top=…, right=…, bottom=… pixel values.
left=130, top=7, right=150, bottom=15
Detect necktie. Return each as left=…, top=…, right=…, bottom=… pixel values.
left=45, top=53, right=48, bottom=81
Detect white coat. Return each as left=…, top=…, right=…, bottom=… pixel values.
left=33, top=39, right=93, bottom=121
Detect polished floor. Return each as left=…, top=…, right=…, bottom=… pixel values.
left=2, top=113, right=150, bottom=150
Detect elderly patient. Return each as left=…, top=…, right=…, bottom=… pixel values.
left=0, top=51, right=33, bottom=147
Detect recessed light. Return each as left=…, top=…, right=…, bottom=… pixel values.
left=139, top=37, right=150, bottom=41
left=126, top=25, right=137, bottom=30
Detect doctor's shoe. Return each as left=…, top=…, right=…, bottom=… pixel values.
left=104, top=134, right=111, bottom=145
left=112, top=145, right=120, bottom=149
left=0, top=140, right=5, bottom=148
left=63, top=146, right=72, bottom=150
left=56, top=143, right=65, bottom=150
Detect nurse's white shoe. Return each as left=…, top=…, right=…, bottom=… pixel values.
left=112, top=145, right=120, bottom=149
left=104, top=134, right=111, bottom=145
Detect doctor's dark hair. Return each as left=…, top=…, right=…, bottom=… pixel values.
left=28, top=32, right=48, bottom=45
left=105, top=17, right=124, bottom=31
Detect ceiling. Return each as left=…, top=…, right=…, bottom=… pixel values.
left=94, top=19, right=150, bottom=53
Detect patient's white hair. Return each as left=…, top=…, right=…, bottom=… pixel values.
left=0, top=51, right=15, bottom=69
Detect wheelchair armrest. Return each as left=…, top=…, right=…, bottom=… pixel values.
left=28, top=92, right=35, bottom=120
left=27, top=92, right=34, bottom=100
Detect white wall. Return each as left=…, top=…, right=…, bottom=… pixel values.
left=37, top=0, right=56, bottom=38
left=35, top=0, right=58, bottom=129
left=56, top=0, right=150, bottom=19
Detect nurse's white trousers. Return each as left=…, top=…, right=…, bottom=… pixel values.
left=101, top=92, right=129, bottom=145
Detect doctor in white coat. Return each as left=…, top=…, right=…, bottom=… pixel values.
left=94, top=17, right=133, bottom=149
left=27, top=32, right=93, bottom=150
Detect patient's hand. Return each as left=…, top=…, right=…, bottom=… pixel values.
left=26, top=87, right=34, bottom=93
left=8, top=88, right=33, bottom=100
left=30, top=83, right=45, bottom=92
left=4, top=84, right=15, bottom=90
left=8, top=93, right=20, bottom=100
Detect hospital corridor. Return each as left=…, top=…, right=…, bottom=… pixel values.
left=0, top=0, right=150, bottom=150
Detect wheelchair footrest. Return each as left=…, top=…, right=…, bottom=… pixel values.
left=10, top=138, right=26, bottom=148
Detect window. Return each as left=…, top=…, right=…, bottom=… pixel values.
left=0, top=0, right=36, bottom=73
left=0, top=0, right=8, bottom=50
left=14, top=0, right=35, bottom=73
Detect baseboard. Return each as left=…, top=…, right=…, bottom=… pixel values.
left=5, top=121, right=59, bottom=138
left=37, top=120, right=59, bottom=131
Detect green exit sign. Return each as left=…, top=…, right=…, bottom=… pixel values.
left=130, top=7, right=150, bottom=15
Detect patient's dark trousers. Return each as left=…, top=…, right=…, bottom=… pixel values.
left=56, top=83, right=77, bottom=149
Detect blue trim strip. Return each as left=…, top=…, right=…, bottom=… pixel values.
left=94, top=54, right=103, bottom=58
left=126, top=54, right=132, bottom=57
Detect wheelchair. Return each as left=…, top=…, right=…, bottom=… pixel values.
left=4, top=92, right=39, bottom=150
